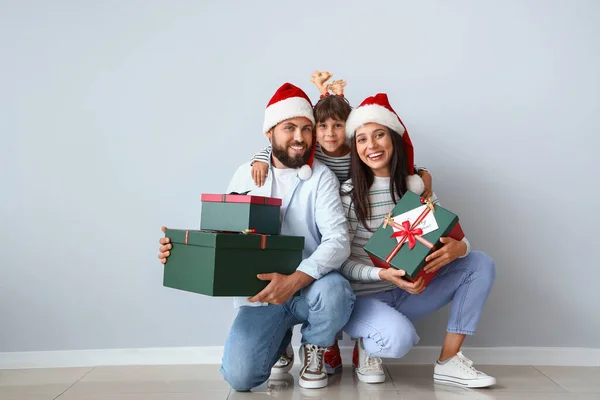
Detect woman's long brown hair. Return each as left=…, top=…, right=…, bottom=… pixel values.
left=342, top=128, right=409, bottom=231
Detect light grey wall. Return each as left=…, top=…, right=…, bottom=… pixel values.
left=2, top=0, right=599, bottom=353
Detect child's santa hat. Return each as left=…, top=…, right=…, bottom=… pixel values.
left=263, top=83, right=317, bottom=180
left=345, top=93, right=425, bottom=194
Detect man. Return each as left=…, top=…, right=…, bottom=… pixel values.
left=157, top=83, right=354, bottom=391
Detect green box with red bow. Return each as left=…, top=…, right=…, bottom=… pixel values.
left=162, top=228, right=304, bottom=296
left=200, top=193, right=282, bottom=235
left=363, top=191, right=465, bottom=286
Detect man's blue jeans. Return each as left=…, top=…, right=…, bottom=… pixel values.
left=219, top=272, right=355, bottom=391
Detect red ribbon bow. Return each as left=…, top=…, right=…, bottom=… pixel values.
left=390, top=220, right=423, bottom=250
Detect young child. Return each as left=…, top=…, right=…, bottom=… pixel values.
left=249, top=72, right=433, bottom=199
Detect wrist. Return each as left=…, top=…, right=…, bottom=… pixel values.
left=291, top=270, right=315, bottom=290
left=459, top=241, right=468, bottom=256
left=378, top=268, right=389, bottom=281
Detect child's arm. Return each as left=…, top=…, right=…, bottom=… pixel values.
left=415, top=165, right=433, bottom=199
left=250, top=146, right=271, bottom=187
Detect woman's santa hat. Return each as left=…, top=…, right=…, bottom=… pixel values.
left=345, top=93, right=425, bottom=195
left=263, top=82, right=317, bottom=180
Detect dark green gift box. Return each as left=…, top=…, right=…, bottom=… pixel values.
left=364, top=191, right=465, bottom=287
left=200, top=193, right=281, bottom=235
left=162, top=228, right=304, bottom=296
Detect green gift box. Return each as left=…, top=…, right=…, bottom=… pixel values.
left=200, top=193, right=282, bottom=235
left=162, top=228, right=304, bottom=296
left=364, top=191, right=465, bottom=286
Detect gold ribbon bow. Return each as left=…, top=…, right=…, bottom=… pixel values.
left=382, top=213, right=394, bottom=229
left=423, top=197, right=436, bottom=212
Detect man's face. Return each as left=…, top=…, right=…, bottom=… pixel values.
left=268, top=117, right=314, bottom=168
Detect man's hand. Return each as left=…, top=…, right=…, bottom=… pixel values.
left=379, top=268, right=426, bottom=295
left=251, top=161, right=269, bottom=187
left=423, top=237, right=467, bottom=274
left=158, top=226, right=172, bottom=264
left=419, top=170, right=433, bottom=200
left=247, top=271, right=315, bottom=304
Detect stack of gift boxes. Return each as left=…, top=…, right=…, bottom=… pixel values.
left=162, top=193, right=305, bottom=297
left=163, top=190, right=467, bottom=297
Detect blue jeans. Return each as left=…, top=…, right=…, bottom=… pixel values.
left=343, top=251, right=496, bottom=358
left=220, top=272, right=355, bottom=391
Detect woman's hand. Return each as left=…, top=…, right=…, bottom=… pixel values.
left=423, top=237, right=467, bottom=274
left=379, top=268, right=426, bottom=295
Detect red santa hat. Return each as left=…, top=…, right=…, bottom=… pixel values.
left=345, top=93, right=425, bottom=194
left=263, top=83, right=317, bottom=180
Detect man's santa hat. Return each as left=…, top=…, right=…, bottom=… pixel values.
left=263, top=83, right=316, bottom=180
left=345, top=93, right=425, bottom=194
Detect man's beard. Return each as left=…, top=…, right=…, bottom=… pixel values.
left=271, top=135, right=311, bottom=169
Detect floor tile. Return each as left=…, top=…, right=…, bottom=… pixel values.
left=473, top=366, right=567, bottom=392
left=535, top=366, right=600, bottom=393
left=0, top=367, right=92, bottom=385
left=57, top=391, right=231, bottom=400
left=398, top=388, right=600, bottom=400
left=80, top=364, right=223, bottom=382
left=0, top=384, right=68, bottom=400
left=62, top=364, right=229, bottom=394
left=228, top=388, right=402, bottom=400
left=252, top=366, right=399, bottom=393
left=3, top=363, right=597, bottom=400
left=385, top=365, right=565, bottom=393
left=225, top=366, right=402, bottom=400
left=0, top=367, right=92, bottom=400
left=63, top=380, right=230, bottom=395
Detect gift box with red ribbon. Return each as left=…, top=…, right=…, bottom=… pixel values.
left=162, top=228, right=304, bottom=296
left=200, top=193, right=282, bottom=235
left=364, top=191, right=465, bottom=287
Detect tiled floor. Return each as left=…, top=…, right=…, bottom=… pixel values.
left=0, top=364, right=599, bottom=400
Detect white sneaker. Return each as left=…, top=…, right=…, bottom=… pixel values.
left=298, top=344, right=328, bottom=389
left=353, top=338, right=386, bottom=383
left=433, top=352, right=496, bottom=388
left=271, top=343, right=294, bottom=374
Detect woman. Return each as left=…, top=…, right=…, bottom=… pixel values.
left=339, top=93, right=497, bottom=388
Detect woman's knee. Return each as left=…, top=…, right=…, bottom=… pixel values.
left=470, top=251, right=496, bottom=286
left=384, top=323, right=420, bottom=358
left=361, top=315, right=419, bottom=359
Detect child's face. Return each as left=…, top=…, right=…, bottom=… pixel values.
left=316, top=117, right=347, bottom=156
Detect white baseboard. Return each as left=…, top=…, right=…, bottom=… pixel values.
left=1, top=346, right=599, bottom=370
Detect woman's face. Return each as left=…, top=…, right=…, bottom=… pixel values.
left=355, top=122, right=394, bottom=177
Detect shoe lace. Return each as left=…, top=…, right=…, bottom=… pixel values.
left=360, top=354, right=383, bottom=373
left=456, top=351, right=477, bottom=371
left=305, top=344, right=325, bottom=373
left=367, top=356, right=383, bottom=370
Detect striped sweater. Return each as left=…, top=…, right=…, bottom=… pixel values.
left=340, top=176, right=471, bottom=296
left=251, top=145, right=426, bottom=185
